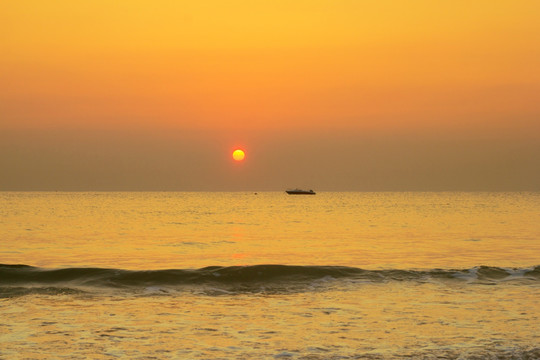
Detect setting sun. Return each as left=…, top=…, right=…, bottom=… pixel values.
left=232, top=149, right=245, bottom=162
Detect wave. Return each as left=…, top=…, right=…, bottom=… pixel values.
left=1, top=264, right=539, bottom=297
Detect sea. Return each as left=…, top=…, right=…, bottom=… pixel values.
left=1, top=192, right=539, bottom=359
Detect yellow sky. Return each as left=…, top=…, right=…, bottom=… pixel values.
left=2, top=0, right=539, bottom=134
left=1, top=1, right=539, bottom=190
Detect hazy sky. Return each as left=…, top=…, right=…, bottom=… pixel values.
left=1, top=1, right=539, bottom=190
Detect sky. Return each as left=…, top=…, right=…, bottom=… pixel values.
left=1, top=0, right=539, bottom=191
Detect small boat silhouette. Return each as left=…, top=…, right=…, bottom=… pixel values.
left=285, top=189, right=316, bottom=195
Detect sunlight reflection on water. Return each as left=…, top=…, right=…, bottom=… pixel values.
left=1, top=192, right=539, bottom=358
left=0, top=192, right=538, bottom=270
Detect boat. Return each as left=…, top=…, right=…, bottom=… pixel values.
left=285, top=189, right=316, bottom=195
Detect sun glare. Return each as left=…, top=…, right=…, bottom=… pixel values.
left=232, top=149, right=245, bottom=162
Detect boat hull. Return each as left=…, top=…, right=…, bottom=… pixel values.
left=285, top=190, right=316, bottom=195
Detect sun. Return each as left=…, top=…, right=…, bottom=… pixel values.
left=232, top=149, right=245, bottom=162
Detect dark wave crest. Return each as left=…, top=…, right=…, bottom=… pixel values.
left=1, top=264, right=538, bottom=297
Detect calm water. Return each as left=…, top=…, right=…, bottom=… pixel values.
left=1, top=192, right=539, bottom=359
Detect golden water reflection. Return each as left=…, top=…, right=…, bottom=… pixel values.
left=1, top=282, right=538, bottom=358
left=1, top=192, right=538, bottom=270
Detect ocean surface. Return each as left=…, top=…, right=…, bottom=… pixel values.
left=1, top=192, right=539, bottom=359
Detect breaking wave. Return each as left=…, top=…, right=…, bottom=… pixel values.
left=1, top=264, right=538, bottom=297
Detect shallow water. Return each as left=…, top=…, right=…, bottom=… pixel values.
left=1, top=192, right=539, bottom=358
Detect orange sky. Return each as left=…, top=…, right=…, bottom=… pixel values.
left=1, top=1, right=539, bottom=190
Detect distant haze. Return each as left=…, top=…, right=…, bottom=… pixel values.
left=2, top=128, right=538, bottom=191
left=1, top=1, right=539, bottom=191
